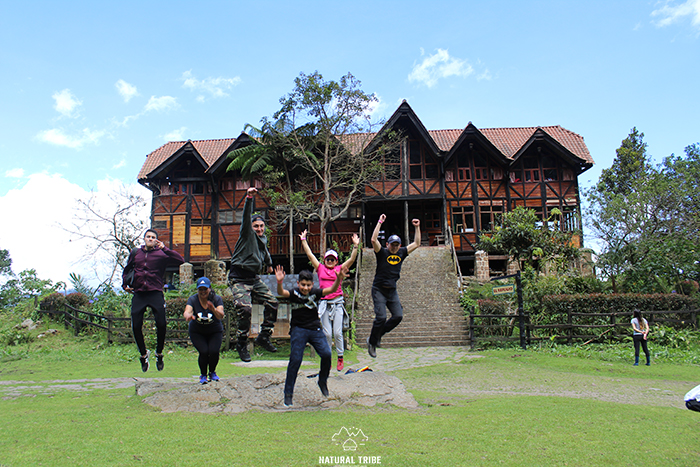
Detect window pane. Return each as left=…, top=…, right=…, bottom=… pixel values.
left=409, top=140, right=421, bottom=164
left=426, top=164, right=438, bottom=179
left=410, top=165, right=422, bottom=179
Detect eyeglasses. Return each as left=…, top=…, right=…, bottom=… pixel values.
left=325, top=257, right=338, bottom=262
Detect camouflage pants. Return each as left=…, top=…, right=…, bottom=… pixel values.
left=229, top=277, right=278, bottom=339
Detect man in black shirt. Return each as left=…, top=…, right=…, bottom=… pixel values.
left=367, top=214, right=421, bottom=358
left=275, top=266, right=345, bottom=407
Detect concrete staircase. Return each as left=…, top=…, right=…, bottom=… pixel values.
left=353, top=246, right=469, bottom=348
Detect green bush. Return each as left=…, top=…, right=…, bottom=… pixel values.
left=1, top=327, right=34, bottom=346
left=40, top=292, right=66, bottom=311
left=65, top=292, right=90, bottom=309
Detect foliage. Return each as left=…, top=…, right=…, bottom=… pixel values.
left=40, top=292, right=67, bottom=310
left=1, top=264, right=65, bottom=312
left=68, top=272, right=96, bottom=298
left=228, top=71, right=402, bottom=253
left=65, top=292, right=90, bottom=309
left=477, top=206, right=580, bottom=271
left=652, top=325, right=699, bottom=350
left=585, top=130, right=700, bottom=293
left=679, top=279, right=699, bottom=296
left=90, top=287, right=131, bottom=318
left=1, top=327, right=34, bottom=346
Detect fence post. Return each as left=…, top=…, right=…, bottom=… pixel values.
left=225, top=309, right=231, bottom=351
left=567, top=309, right=572, bottom=345
left=611, top=312, right=617, bottom=342
left=108, top=317, right=113, bottom=344
left=468, top=306, right=474, bottom=350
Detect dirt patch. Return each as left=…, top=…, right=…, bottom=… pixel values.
left=136, top=370, right=418, bottom=413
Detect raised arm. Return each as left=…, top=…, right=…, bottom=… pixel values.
left=342, top=233, right=361, bottom=269
left=299, top=230, right=320, bottom=270
left=406, top=219, right=421, bottom=254
left=371, top=214, right=386, bottom=253
left=275, top=265, right=290, bottom=299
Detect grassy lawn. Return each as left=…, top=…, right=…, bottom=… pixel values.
left=1, top=324, right=699, bottom=466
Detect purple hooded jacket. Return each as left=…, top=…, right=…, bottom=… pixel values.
left=122, top=246, right=185, bottom=293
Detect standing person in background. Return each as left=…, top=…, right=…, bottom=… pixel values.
left=631, top=309, right=651, bottom=366
left=366, top=214, right=420, bottom=358
left=299, top=229, right=360, bottom=371
left=122, top=229, right=185, bottom=372
left=228, top=187, right=279, bottom=362
left=184, top=277, right=225, bottom=385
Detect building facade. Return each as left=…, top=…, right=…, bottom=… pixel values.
left=137, top=102, right=593, bottom=276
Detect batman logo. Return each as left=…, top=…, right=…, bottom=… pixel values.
left=387, top=255, right=402, bottom=265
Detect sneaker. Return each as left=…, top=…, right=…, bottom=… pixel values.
left=208, top=372, right=220, bottom=382
left=156, top=353, right=164, bottom=371
left=318, top=381, right=329, bottom=397
left=139, top=351, right=150, bottom=372
left=199, top=375, right=208, bottom=385
left=284, top=394, right=293, bottom=407
left=237, top=340, right=251, bottom=363
left=366, top=337, right=376, bottom=358
left=337, top=356, right=344, bottom=371
left=255, top=333, right=278, bottom=353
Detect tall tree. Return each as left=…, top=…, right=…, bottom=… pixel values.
left=230, top=71, right=400, bottom=253
left=586, top=130, right=700, bottom=292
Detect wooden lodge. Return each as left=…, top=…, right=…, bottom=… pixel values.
left=137, top=101, right=594, bottom=276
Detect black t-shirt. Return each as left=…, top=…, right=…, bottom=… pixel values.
left=187, top=292, right=224, bottom=333
left=373, top=246, right=409, bottom=288
left=287, top=287, right=323, bottom=331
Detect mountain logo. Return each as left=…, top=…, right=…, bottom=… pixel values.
left=331, top=426, right=369, bottom=451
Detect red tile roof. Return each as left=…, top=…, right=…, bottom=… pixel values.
left=138, top=125, right=592, bottom=181
left=138, top=138, right=236, bottom=180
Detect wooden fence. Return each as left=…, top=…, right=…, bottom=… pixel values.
left=37, top=302, right=290, bottom=350
left=468, top=309, right=699, bottom=349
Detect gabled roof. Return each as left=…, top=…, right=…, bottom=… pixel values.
left=136, top=104, right=594, bottom=182
left=138, top=138, right=236, bottom=180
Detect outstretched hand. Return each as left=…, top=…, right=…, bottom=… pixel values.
left=352, top=233, right=360, bottom=246
left=412, top=218, right=420, bottom=227
left=299, top=229, right=308, bottom=241
left=274, top=265, right=286, bottom=283
left=247, top=187, right=257, bottom=196
left=378, top=213, right=386, bottom=224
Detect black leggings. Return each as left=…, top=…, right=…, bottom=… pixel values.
left=633, top=334, right=650, bottom=363
left=131, top=291, right=167, bottom=356
left=189, top=330, right=223, bottom=376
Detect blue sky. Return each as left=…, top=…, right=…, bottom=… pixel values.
left=1, top=0, right=698, bottom=285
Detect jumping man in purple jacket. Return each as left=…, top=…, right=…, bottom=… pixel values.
left=122, top=229, right=184, bottom=372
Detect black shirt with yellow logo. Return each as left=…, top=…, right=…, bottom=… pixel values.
left=373, top=247, right=409, bottom=289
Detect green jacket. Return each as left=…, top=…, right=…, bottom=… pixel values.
left=229, top=196, right=272, bottom=280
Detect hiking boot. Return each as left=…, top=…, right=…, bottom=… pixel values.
left=208, top=372, right=220, bottom=382
left=139, top=351, right=150, bottom=372
left=237, top=339, right=251, bottom=362
left=284, top=394, right=293, bottom=407
left=366, top=337, right=376, bottom=358
left=199, top=375, right=208, bottom=385
left=255, top=332, right=278, bottom=353
left=156, top=353, right=164, bottom=371
left=318, top=381, right=329, bottom=397
left=337, top=356, right=344, bottom=371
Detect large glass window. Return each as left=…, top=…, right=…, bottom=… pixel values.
left=452, top=206, right=474, bottom=233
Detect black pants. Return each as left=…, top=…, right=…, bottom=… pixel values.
left=131, top=291, right=167, bottom=356
left=189, top=329, right=223, bottom=376
left=633, top=334, right=650, bottom=364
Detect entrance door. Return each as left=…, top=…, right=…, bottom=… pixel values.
left=364, top=199, right=443, bottom=246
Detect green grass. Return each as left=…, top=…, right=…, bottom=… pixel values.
left=1, top=322, right=699, bottom=466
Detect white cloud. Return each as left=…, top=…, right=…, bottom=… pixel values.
left=36, top=127, right=106, bottom=149
left=5, top=168, right=25, bottom=178
left=181, top=70, right=241, bottom=101
left=162, top=127, right=187, bottom=141
left=652, top=0, right=700, bottom=28
left=52, top=89, right=82, bottom=118
left=115, top=79, right=139, bottom=102
left=112, top=159, right=127, bottom=169
left=0, top=173, right=151, bottom=287
left=144, top=95, right=179, bottom=113
left=408, top=48, right=475, bottom=88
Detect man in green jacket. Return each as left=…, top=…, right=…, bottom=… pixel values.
left=228, top=187, right=279, bottom=362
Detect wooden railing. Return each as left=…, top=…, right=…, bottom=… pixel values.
left=266, top=231, right=358, bottom=256
left=468, top=308, right=699, bottom=349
